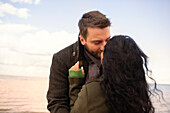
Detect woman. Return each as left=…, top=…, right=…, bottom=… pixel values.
left=69, top=35, right=155, bottom=113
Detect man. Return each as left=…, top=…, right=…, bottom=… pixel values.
left=47, top=10, right=111, bottom=113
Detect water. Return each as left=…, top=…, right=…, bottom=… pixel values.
left=0, top=75, right=49, bottom=113
left=150, top=84, right=170, bottom=113
left=0, top=75, right=170, bottom=113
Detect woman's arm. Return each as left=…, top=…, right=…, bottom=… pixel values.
left=69, top=61, right=85, bottom=109
left=70, top=85, right=88, bottom=113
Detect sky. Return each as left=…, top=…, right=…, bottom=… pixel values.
left=0, top=0, right=170, bottom=84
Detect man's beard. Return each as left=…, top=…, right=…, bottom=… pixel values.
left=84, top=44, right=101, bottom=59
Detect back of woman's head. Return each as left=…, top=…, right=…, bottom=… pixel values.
left=102, top=35, right=154, bottom=113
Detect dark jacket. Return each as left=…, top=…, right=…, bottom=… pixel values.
left=47, top=39, right=89, bottom=113
left=69, top=78, right=109, bottom=113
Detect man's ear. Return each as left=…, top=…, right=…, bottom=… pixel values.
left=79, top=35, right=86, bottom=45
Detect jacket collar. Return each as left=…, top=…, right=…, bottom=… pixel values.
left=72, top=36, right=84, bottom=67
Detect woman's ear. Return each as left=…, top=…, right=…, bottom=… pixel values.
left=79, top=35, right=86, bottom=45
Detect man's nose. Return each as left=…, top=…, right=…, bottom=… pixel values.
left=100, top=41, right=107, bottom=51
left=101, top=52, right=104, bottom=64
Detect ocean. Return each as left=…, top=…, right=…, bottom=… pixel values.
left=0, top=75, right=49, bottom=113
left=0, top=75, right=169, bottom=113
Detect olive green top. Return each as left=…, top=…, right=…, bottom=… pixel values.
left=69, top=76, right=109, bottom=113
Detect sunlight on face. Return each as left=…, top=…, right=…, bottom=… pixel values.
left=101, top=51, right=104, bottom=64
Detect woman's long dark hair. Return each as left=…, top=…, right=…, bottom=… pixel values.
left=101, top=35, right=155, bottom=113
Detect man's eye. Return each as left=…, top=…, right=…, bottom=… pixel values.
left=94, top=42, right=101, bottom=45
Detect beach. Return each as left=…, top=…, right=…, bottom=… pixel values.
left=0, top=75, right=169, bottom=113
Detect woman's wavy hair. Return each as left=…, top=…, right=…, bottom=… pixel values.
left=101, top=35, right=155, bottom=113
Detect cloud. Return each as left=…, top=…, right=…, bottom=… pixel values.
left=0, top=23, right=170, bottom=83
left=0, top=20, right=2, bottom=23
left=10, top=0, right=32, bottom=4
left=0, top=23, right=37, bottom=34
left=0, top=2, right=30, bottom=18
left=34, top=0, right=40, bottom=4
left=10, top=0, right=41, bottom=4
left=0, top=23, right=77, bottom=77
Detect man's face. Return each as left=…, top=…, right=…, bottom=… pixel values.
left=80, top=27, right=111, bottom=59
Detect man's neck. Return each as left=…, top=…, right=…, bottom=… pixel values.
left=84, top=48, right=101, bottom=68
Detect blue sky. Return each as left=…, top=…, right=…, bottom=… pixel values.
left=0, top=0, right=170, bottom=84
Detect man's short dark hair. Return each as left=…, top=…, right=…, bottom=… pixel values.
left=78, top=11, right=111, bottom=40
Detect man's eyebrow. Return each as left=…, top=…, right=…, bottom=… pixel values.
left=91, top=40, right=102, bottom=43
left=106, top=36, right=111, bottom=40
left=91, top=36, right=111, bottom=42
left=106, top=37, right=111, bottom=40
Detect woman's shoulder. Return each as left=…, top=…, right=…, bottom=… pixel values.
left=85, top=77, right=103, bottom=87
left=84, top=77, right=104, bottom=96
left=82, top=77, right=108, bottom=112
